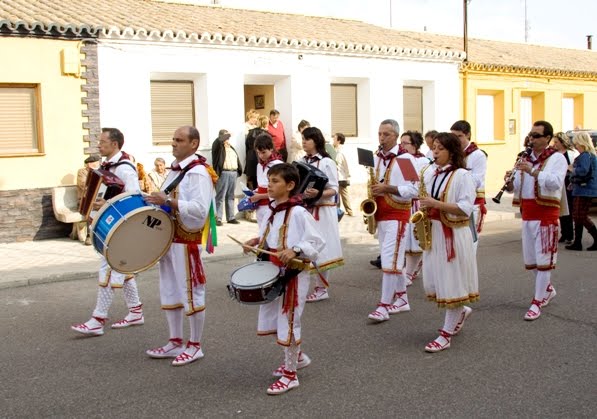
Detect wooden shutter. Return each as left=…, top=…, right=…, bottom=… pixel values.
left=403, top=86, right=422, bottom=133
left=150, top=81, right=194, bottom=147
left=331, top=84, right=357, bottom=137
left=0, top=85, right=41, bottom=155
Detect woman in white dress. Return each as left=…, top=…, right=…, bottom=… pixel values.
left=418, top=132, right=479, bottom=353
left=300, top=127, right=344, bottom=302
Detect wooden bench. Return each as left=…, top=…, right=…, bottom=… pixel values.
left=52, top=185, right=85, bottom=223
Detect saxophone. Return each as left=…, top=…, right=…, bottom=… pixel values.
left=360, top=166, right=377, bottom=235
left=409, top=166, right=432, bottom=250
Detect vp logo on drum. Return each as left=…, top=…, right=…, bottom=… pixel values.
left=143, top=215, right=162, bottom=230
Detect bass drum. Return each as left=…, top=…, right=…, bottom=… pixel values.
left=91, top=191, right=174, bottom=274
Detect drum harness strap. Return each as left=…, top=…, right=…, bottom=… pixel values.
left=162, top=155, right=217, bottom=286
left=101, top=151, right=137, bottom=172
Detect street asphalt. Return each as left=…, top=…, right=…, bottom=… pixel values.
left=1, top=214, right=596, bottom=418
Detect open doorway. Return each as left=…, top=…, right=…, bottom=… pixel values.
left=244, top=84, right=275, bottom=120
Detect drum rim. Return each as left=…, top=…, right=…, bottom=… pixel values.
left=89, top=191, right=145, bottom=231
left=229, top=261, right=280, bottom=290
left=102, top=206, right=174, bottom=274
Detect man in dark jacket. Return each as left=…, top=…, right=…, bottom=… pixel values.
left=212, top=129, right=243, bottom=225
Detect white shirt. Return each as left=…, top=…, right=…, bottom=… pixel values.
left=259, top=204, right=324, bottom=261
left=162, top=154, right=215, bottom=230
left=374, top=145, right=418, bottom=201
left=463, top=143, right=487, bottom=195
left=513, top=151, right=567, bottom=200
left=335, top=145, right=350, bottom=182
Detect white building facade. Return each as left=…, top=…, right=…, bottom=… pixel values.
left=97, top=32, right=461, bottom=184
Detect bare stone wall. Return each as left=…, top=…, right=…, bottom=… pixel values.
left=0, top=188, right=71, bottom=242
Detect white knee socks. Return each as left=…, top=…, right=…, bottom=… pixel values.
left=442, top=308, right=463, bottom=334
left=284, top=341, right=300, bottom=372
left=534, top=270, right=551, bottom=302
left=381, top=273, right=398, bottom=304
left=165, top=309, right=184, bottom=340
left=92, top=286, right=115, bottom=319
left=313, top=271, right=330, bottom=289
left=189, top=311, right=205, bottom=343
left=123, top=278, right=142, bottom=309
left=404, top=254, right=422, bottom=280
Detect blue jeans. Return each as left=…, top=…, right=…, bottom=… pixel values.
left=215, top=171, right=237, bottom=221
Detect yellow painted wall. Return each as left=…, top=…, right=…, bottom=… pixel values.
left=462, top=71, right=597, bottom=192
left=0, top=37, right=86, bottom=190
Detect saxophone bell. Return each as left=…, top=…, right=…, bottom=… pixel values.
left=360, top=199, right=377, bottom=216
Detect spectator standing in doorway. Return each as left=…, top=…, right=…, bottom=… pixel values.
left=267, top=109, right=288, bottom=162
left=333, top=133, right=353, bottom=216
left=289, top=120, right=310, bottom=162
left=212, top=129, right=243, bottom=226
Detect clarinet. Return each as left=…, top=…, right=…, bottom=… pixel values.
left=492, top=147, right=532, bottom=204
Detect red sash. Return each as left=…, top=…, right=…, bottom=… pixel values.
left=374, top=196, right=410, bottom=222
left=256, top=186, right=269, bottom=206
left=428, top=208, right=456, bottom=262
left=520, top=199, right=559, bottom=222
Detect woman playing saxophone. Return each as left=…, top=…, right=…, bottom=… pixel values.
left=417, top=132, right=478, bottom=353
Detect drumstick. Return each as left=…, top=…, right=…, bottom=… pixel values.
left=227, top=235, right=306, bottom=265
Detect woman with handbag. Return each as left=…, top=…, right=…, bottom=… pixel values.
left=551, top=133, right=578, bottom=244
left=565, top=132, right=597, bottom=251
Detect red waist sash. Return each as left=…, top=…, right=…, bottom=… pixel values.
left=257, top=186, right=269, bottom=206
left=374, top=197, right=410, bottom=222
left=520, top=199, right=559, bottom=222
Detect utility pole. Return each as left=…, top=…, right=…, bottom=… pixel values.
left=524, top=0, right=529, bottom=43
left=463, top=0, right=469, bottom=61
left=389, top=0, right=393, bottom=28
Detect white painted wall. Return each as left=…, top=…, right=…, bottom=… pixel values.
left=97, top=41, right=460, bottom=184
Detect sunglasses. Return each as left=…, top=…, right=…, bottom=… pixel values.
left=527, top=132, right=546, bottom=139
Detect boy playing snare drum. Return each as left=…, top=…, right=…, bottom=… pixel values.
left=243, top=163, right=324, bottom=395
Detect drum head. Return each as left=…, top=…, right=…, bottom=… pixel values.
left=104, top=207, right=174, bottom=274
left=230, top=262, right=280, bottom=288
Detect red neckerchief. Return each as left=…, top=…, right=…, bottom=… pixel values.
left=268, top=195, right=304, bottom=224
left=171, top=155, right=209, bottom=171
left=464, top=142, right=479, bottom=156
left=260, top=152, right=283, bottom=170
left=377, top=145, right=408, bottom=166
left=413, top=151, right=426, bottom=158
left=434, top=164, right=455, bottom=176
left=101, top=151, right=133, bottom=169
left=525, top=146, right=557, bottom=166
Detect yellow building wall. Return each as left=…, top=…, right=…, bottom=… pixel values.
left=0, top=37, right=86, bottom=190
left=462, top=71, right=597, bottom=192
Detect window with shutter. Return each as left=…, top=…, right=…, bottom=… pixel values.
left=403, top=86, right=422, bottom=133
left=331, top=84, right=357, bottom=137
left=150, top=81, right=195, bottom=147
left=0, top=84, right=42, bottom=156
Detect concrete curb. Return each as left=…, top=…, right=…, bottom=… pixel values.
left=0, top=215, right=519, bottom=290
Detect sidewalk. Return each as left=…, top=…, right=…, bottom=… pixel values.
left=0, top=193, right=516, bottom=289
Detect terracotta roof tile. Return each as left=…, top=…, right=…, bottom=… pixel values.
left=1, top=0, right=596, bottom=73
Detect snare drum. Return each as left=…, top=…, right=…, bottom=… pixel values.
left=228, top=262, right=281, bottom=304
left=91, top=191, right=174, bottom=274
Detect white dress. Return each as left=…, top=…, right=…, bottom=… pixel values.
left=304, top=155, right=344, bottom=272
left=421, top=166, right=479, bottom=308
